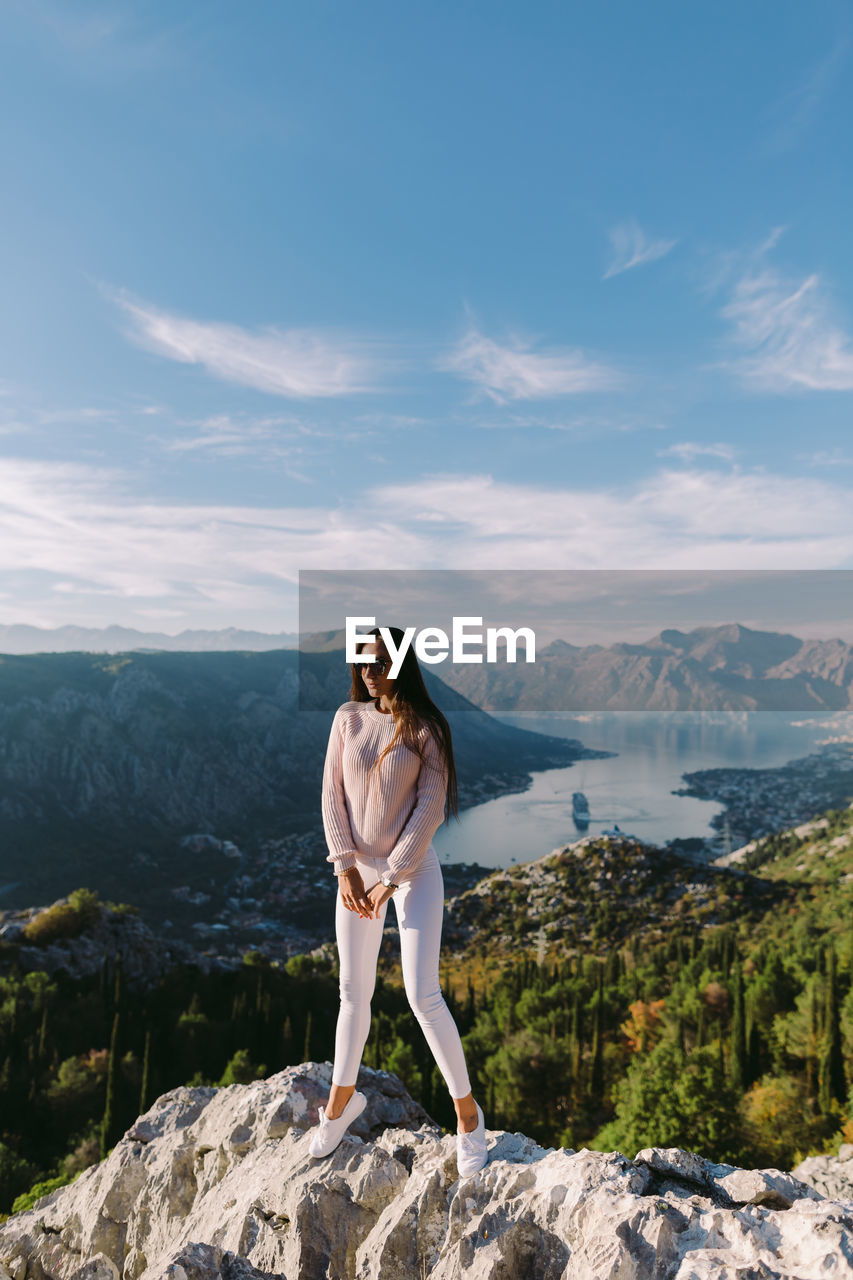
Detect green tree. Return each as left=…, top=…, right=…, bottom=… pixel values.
left=591, top=1036, right=742, bottom=1164
left=820, top=944, right=845, bottom=1114
left=100, top=1010, right=121, bottom=1159
left=218, top=1049, right=266, bottom=1085
left=730, top=963, right=746, bottom=1092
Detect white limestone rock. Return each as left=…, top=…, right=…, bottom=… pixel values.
left=793, top=1143, right=853, bottom=1201
left=1, top=1062, right=851, bottom=1279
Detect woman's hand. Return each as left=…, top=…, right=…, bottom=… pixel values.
left=338, top=868, right=373, bottom=917
left=365, top=881, right=396, bottom=916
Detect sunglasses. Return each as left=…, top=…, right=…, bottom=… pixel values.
left=357, top=657, right=393, bottom=675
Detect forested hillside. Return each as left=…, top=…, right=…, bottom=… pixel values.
left=1, top=805, right=851, bottom=1220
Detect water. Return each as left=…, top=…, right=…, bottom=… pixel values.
left=432, top=710, right=853, bottom=870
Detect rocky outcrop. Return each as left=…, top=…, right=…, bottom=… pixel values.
left=1, top=1063, right=852, bottom=1279
left=793, top=1143, right=853, bottom=1202
left=0, top=899, right=241, bottom=993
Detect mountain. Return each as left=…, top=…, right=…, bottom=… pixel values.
left=0, top=649, right=601, bottom=918
left=440, top=622, right=853, bottom=712
left=0, top=1063, right=847, bottom=1279
left=6, top=619, right=852, bottom=709
left=0, top=623, right=299, bottom=655
left=439, top=829, right=790, bottom=965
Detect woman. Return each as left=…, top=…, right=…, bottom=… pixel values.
left=309, top=624, right=488, bottom=1177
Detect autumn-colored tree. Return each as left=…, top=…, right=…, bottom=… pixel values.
left=703, top=981, right=730, bottom=1020
left=739, top=1073, right=821, bottom=1168
left=620, top=999, right=666, bottom=1054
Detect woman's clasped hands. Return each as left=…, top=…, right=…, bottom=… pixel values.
left=339, top=867, right=395, bottom=918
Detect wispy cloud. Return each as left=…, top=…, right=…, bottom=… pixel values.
left=111, top=290, right=390, bottom=398
left=157, top=412, right=309, bottom=464
left=3, top=456, right=850, bottom=633
left=463, top=411, right=667, bottom=434
left=658, top=442, right=736, bottom=462
left=803, top=448, right=853, bottom=468
left=442, top=328, right=622, bottom=402
left=761, top=30, right=851, bottom=154
left=603, top=218, right=677, bottom=280
left=718, top=261, right=853, bottom=392
left=366, top=466, right=853, bottom=570
left=0, top=457, right=431, bottom=626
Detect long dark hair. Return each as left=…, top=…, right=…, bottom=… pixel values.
left=350, top=625, right=459, bottom=824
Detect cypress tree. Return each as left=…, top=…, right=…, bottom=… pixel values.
left=820, top=944, right=845, bottom=1112
left=113, top=950, right=123, bottom=1009
left=101, top=1008, right=121, bottom=1159
left=746, top=1016, right=760, bottom=1085
left=590, top=1002, right=603, bottom=1100
left=589, top=967, right=604, bottom=1098
left=720, top=930, right=731, bottom=981
left=805, top=981, right=819, bottom=1105
left=140, top=1026, right=151, bottom=1116
left=570, top=997, right=582, bottom=1081
left=281, top=1015, right=293, bottom=1062
left=37, top=1002, right=48, bottom=1064
left=730, top=963, right=746, bottom=1092
left=465, top=976, right=476, bottom=1025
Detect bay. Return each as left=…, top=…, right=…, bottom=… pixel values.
left=433, top=710, right=853, bottom=870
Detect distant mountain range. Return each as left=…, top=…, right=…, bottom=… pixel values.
left=440, top=623, right=853, bottom=712
left=0, top=622, right=299, bottom=654
left=3, top=619, right=851, bottom=712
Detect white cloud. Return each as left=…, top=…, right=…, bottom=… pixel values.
left=805, top=449, right=853, bottom=468
left=2, top=457, right=852, bottom=632
left=603, top=218, right=678, bottom=279
left=442, top=328, right=622, bottom=402
left=112, top=291, right=388, bottom=398
left=157, top=412, right=313, bottom=456
left=363, top=467, right=853, bottom=569
left=658, top=442, right=736, bottom=462
left=719, top=264, right=853, bottom=391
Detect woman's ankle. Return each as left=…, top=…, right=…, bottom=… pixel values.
left=327, top=1083, right=355, bottom=1118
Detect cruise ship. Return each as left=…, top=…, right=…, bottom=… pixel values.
left=572, top=791, right=590, bottom=825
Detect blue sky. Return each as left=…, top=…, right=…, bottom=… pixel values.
left=2, top=1, right=853, bottom=639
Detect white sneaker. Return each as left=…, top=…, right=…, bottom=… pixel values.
left=456, top=1101, right=488, bottom=1177
left=309, top=1090, right=367, bottom=1158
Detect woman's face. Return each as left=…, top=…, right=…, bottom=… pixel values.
left=358, top=636, right=396, bottom=701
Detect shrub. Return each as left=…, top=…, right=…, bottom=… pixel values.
left=11, top=1170, right=79, bottom=1215
left=21, top=888, right=102, bottom=946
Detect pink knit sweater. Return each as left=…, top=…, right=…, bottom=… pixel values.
left=321, top=700, right=449, bottom=883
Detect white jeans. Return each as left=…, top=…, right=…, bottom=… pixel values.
left=332, top=843, right=472, bottom=1099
